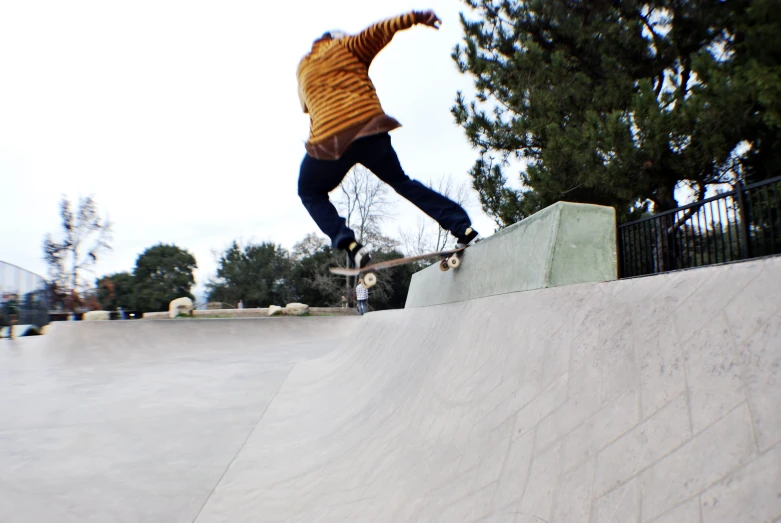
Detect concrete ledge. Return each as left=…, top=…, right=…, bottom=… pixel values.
left=142, top=307, right=357, bottom=320
left=405, top=201, right=618, bottom=308
left=83, top=310, right=111, bottom=321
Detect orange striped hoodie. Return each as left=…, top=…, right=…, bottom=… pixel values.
left=297, top=11, right=429, bottom=160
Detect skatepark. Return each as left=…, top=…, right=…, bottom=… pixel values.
left=1, top=202, right=779, bottom=522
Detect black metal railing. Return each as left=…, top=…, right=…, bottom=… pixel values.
left=618, top=176, right=781, bottom=278
left=0, top=261, right=50, bottom=332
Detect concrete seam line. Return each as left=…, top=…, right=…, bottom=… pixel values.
left=543, top=203, right=562, bottom=288
left=190, top=364, right=297, bottom=523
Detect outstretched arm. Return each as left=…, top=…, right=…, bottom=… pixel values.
left=344, top=10, right=441, bottom=64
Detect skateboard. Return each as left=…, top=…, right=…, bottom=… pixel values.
left=329, top=245, right=469, bottom=288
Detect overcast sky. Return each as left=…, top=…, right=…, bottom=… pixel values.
left=1, top=0, right=499, bottom=298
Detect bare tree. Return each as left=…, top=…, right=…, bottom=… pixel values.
left=292, top=232, right=329, bottom=260
left=335, top=165, right=394, bottom=245
left=309, top=252, right=396, bottom=309
left=400, top=175, right=472, bottom=256
left=330, top=165, right=399, bottom=305
left=43, top=196, right=112, bottom=311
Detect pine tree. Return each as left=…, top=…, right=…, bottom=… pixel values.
left=453, top=0, right=781, bottom=227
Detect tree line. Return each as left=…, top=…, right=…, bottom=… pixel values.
left=92, top=237, right=418, bottom=314
left=42, top=166, right=465, bottom=314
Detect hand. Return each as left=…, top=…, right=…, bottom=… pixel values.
left=420, top=10, right=442, bottom=29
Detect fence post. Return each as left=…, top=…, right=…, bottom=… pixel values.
left=616, top=226, right=624, bottom=278
left=735, top=180, right=752, bottom=260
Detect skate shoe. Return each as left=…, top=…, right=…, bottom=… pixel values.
left=347, top=241, right=372, bottom=269
left=455, top=227, right=479, bottom=249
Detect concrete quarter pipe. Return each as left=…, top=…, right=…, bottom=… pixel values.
left=194, top=256, right=781, bottom=523
left=1, top=217, right=779, bottom=521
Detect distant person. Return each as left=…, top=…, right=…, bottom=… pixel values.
left=6, top=300, right=18, bottom=340
left=296, top=10, right=479, bottom=270
left=118, top=307, right=127, bottom=320
left=356, top=279, right=369, bottom=315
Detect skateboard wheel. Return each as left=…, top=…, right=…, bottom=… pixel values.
left=447, top=256, right=461, bottom=269
left=363, top=272, right=377, bottom=288
left=439, top=259, right=450, bottom=272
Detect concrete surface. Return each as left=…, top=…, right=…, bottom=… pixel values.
left=0, top=317, right=361, bottom=522
left=405, top=201, right=618, bottom=308
left=1, top=257, right=780, bottom=522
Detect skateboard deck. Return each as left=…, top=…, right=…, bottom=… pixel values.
left=329, top=245, right=468, bottom=287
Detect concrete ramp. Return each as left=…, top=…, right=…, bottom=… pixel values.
left=1, top=258, right=780, bottom=522
left=0, top=317, right=361, bottom=523
left=192, top=256, right=781, bottom=522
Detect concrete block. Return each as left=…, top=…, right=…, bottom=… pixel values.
left=83, top=310, right=110, bottom=321
left=192, top=308, right=269, bottom=318
left=405, top=202, right=617, bottom=308
left=141, top=311, right=168, bottom=320
left=168, top=297, right=193, bottom=319
left=284, top=303, right=310, bottom=316
left=268, top=305, right=283, bottom=316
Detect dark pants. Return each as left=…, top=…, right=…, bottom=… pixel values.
left=298, top=133, right=472, bottom=249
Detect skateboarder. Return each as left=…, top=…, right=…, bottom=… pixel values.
left=296, top=9, right=479, bottom=269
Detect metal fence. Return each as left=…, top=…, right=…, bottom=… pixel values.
left=618, top=176, right=781, bottom=278
left=0, top=261, right=50, bottom=330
